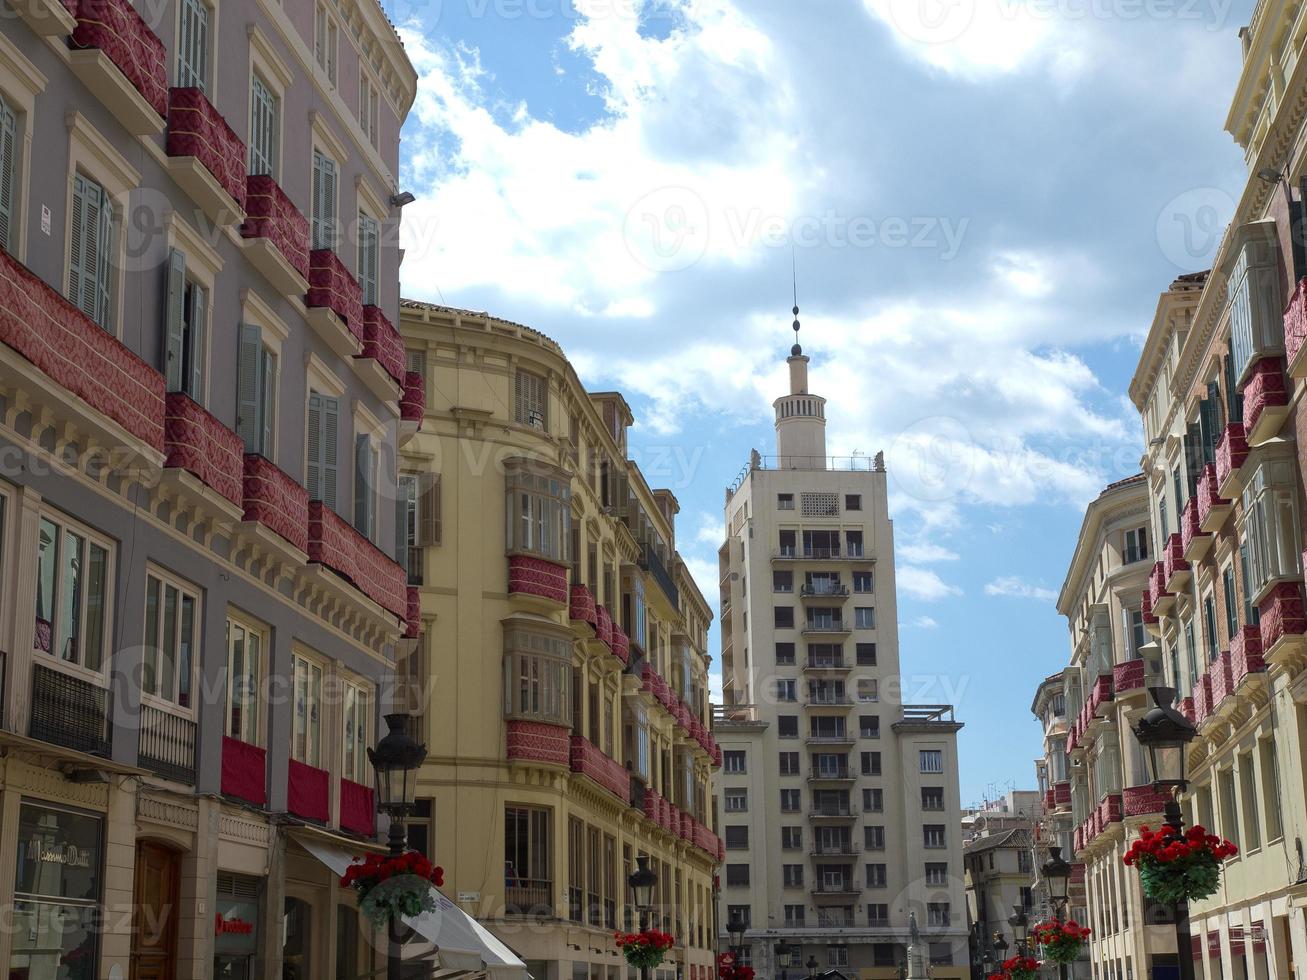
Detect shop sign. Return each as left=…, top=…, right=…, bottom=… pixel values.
left=14, top=802, right=102, bottom=903
left=214, top=900, right=259, bottom=954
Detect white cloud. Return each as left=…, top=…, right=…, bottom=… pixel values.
left=898, top=542, right=960, bottom=564
left=910, top=615, right=940, bottom=630
left=984, top=576, right=1057, bottom=601
left=683, top=555, right=720, bottom=606
left=898, top=566, right=963, bottom=601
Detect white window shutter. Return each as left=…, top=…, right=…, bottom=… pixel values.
left=354, top=433, right=370, bottom=534
left=322, top=395, right=339, bottom=511
left=0, top=98, right=16, bottom=255
left=260, top=348, right=276, bottom=457
left=163, top=248, right=186, bottom=391
left=306, top=391, right=322, bottom=499
left=236, top=325, right=263, bottom=452
left=188, top=281, right=207, bottom=400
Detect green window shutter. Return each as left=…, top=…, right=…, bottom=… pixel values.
left=0, top=97, right=16, bottom=255
left=354, top=433, right=370, bottom=534
left=188, top=282, right=207, bottom=400
left=307, top=391, right=322, bottom=499
left=1224, top=353, right=1244, bottom=424
left=260, top=348, right=276, bottom=457
left=236, top=324, right=263, bottom=452
left=93, top=183, right=112, bottom=330
left=358, top=213, right=378, bottom=305
left=67, top=175, right=89, bottom=318
left=322, top=395, right=339, bottom=511
left=311, top=152, right=324, bottom=249
left=164, top=248, right=187, bottom=391
left=178, top=0, right=209, bottom=91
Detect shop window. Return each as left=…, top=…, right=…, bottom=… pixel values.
left=215, top=872, right=259, bottom=979
left=35, top=511, right=112, bottom=672
left=225, top=615, right=264, bottom=745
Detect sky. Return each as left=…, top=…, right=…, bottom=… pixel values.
left=387, top=0, right=1253, bottom=805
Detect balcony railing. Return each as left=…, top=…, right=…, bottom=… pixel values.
left=810, top=843, right=858, bottom=856
left=307, top=249, right=365, bottom=337
left=401, top=370, right=426, bottom=427
left=1215, top=423, right=1249, bottom=494
left=569, top=735, right=631, bottom=804
left=166, top=87, right=248, bottom=214
left=801, top=584, right=850, bottom=598
left=308, top=501, right=408, bottom=619
left=805, top=731, right=854, bottom=745
left=640, top=544, right=680, bottom=610
left=241, top=174, right=310, bottom=285
left=812, top=881, right=859, bottom=895
left=808, top=805, right=856, bottom=818
left=505, top=878, right=553, bottom=916
left=506, top=553, right=569, bottom=606
left=1243, top=356, right=1289, bottom=438
left=241, top=454, right=310, bottom=552
left=803, top=622, right=849, bottom=634
left=807, top=694, right=853, bottom=706
left=804, top=547, right=841, bottom=559
left=71, top=0, right=169, bottom=118
left=30, top=663, right=110, bottom=756
left=221, top=736, right=267, bottom=806
left=817, top=911, right=856, bottom=928
left=804, top=658, right=849, bottom=671
left=359, top=305, right=405, bottom=384
left=808, top=769, right=854, bottom=781
left=164, top=392, right=244, bottom=507
left=137, top=703, right=196, bottom=783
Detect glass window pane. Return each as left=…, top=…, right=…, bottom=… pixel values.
left=178, top=595, right=194, bottom=708
left=84, top=544, right=107, bottom=672
left=58, top=531, right=84, bottom=663
left=144, top=577, right=160, bottom=695
left=160, top=585, right=178, bottom=701
left=35, top=518, right=58, bottom=643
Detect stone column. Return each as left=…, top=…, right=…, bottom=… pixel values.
left=100, top=778, right=138, bottom=980
left=176, top=797, right=219, bottom=980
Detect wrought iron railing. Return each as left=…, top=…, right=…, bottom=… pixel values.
left=30, top=663, right=110, bottom=756
left=504, top=879, right=553, bottom=916
left=138, top=703, right=197, bottom=783
left=640, top=544, right=679, bottom=610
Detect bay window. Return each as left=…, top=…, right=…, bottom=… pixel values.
left=505, top=459, right=570, bottom=563
left=503, top=626, right=572, bottom=727
left=1240, top=453, right=1301, bottom=601
left=143, top=570, right=199, bottom=709
left=35, top=512, right=111, bottom=672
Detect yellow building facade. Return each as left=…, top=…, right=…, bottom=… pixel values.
left=397, top=299, right=721, bottom=980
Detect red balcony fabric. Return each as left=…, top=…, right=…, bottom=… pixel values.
left=287, top=759, right=329, bottom=823
left=1044, top=789, right=1055, bottom=809
left=507, top=554, right=568, bottom=604
left=1180, top=696, right=1195, bottom=723
left=1073, top=826, right=1084, bottom=852
left=0, top=249, right=165, bottom=450
left=1285, top=277, right=1307, bottom=368
left=1123, top=784, right=1169, bottom=817
left=569, top=735, right=631, bottom=803
left=307, top=249, right=364, bottom=336
left=220, top=736, right=266, bottom=806
left=1180, top=496, right=1206, bottom=554
left=1148, top=562, right=1170, bottom=609
left=1141, top=589, right=1157, bottom=627
left=506, top=719, right=570, bottom=765
left=1100, top=793, right=1122, bottom=825
left=1090, top=674, right=1114, bottom=714
left=1242, top=356, right=1288, bottom=434
left=1215, top=424, right=1249, bottom=490
left=339, top=778, right=376, bottom=836
left=166, top=87, right=247, bottom=209
left=358, top=306, right=404, bottom=384
left=1260, top=580, right=1307, bottom=651
left=595, top=605, right=613, bottom=647
left=569, top=583, right=598, bottom=628
left=1209, top=651, right=1234, bottom=707
left=1162, top=533, right=1189, bottom=586
left=164, top=392, right=243, bottom=506
left=1113, top=658, right=1145, bottom=692
left=241, top=175, right=309, bottom=279
left=1193, top=673, right=1213, bottom=724
left=401, top=370, right=425, bottom=424
left=308, top=501, right=408, bottom=618
left=1196, top=463, right=1226, bottom=526
left=1070, top=863, right=1086, bottom=884
left=1230, top=625, right=1265, bottom=685
left=242, top=454, right=309, bottom=552
left=71, top=0, right=168, bottom=117
left=405, top=585, right=421, bottom=640
left=610, top=626, right=630, bottom=665
left=1053, top=781, right=1071, bottom=805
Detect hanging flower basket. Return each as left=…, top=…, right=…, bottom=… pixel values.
left=988, top=956, right=1041, bottom=980
left=340, top=851, right=445, bottom=927
left=615, top=930, right=674, bottom=970
left=1031, top=920, right=1091, bottom=964
left=1122, top=824, right=1237, bottom=905
left=717, top=953, right=755, bottom=980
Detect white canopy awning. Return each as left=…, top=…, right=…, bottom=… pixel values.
left=296, top=835, right=530, bottom=980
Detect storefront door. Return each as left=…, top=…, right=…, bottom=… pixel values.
left=130, top=842, right=179, bottom=980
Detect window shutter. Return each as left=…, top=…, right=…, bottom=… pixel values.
left=419, top=472, right=441, bottom=546
left=260, top=349, right=276, bottom=456
left=354, top=433, right=371, bottom=534
left=367, top=443, right=378, bottom=539
left=93, top=185, right=112, bottom=329
left=249, top=77, right=277, bottom=177
left=323, top=157, right=337, bottom=251
left=0, top=98, right=16, bottom=254
left=1198, top=398, right=1215, bottom=466
left=67, top=175, right=89, bottom=318
left=188, top=282, right=207, bottom=400
left=178, top=0, right=208, bottom=91
left=311, top=153, right=323, bottom=249
left=163, top=248, right=186, bottom=390
left=358, top=213, right=378, bottom=305
left=394, top=477, right=411, bottom=562
left=321, top=395, right=339, bottom=511
left=236, top=325, right=263, bottom=452
left=1224, top=354, right=1244, bottom=424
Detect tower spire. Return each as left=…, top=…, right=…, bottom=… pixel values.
left=791, top=245, right=802, bottom=355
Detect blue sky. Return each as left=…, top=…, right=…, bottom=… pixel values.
left=388, top=0, right=1253, bottom=805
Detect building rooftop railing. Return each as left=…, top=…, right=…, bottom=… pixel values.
left=728, top=452, right=884, bottom=493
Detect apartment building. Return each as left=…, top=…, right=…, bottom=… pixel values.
left=962, top=790, right=1042, bottom=972
left=395, top=299, right=722, bottom=980
left=0, top=1, right=418, bottom=978
left=714, top=321, right=968, bottom=979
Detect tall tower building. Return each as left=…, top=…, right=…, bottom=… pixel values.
left=715, top=310, right=968, bottom=978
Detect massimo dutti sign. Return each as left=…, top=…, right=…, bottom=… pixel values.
left=14, top=802, right=103, bottom=903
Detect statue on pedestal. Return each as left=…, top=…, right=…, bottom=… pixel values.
left=905, top=912, right=930, bottom=980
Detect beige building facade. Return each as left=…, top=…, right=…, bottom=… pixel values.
left=397, top=300, right=721, bottom=980
left=714, top=325, right=968, bottom=979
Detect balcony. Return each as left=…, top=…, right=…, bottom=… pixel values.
left=1285, top=277, right=1307, bottom=380
left=810, top=843, right=858, bottom=856
left=803, top=657, right=850, bottom=673
left=1230, top=625, right=1266, bottom=688
left=1162, top=533, right=1190, bottom=592
left=404, top=586, right=420, bottom=640
left=640, top=544, right=680, bottom=610
left=1142, top=590, right=1159, bottom=635
left=287, top=758, right=329, bottom=823
left=805, top=731, right=855, bottom=748
left=308, top=501, right=408, bottom=620
left=356, top=306, right=404, bottom=400
left=806, top=694, right=854, bottom=710
left=166, top=87, right=247, bottom=223
left=1052, top=781, right=1071, bottom=807
left=0, top=248, right=166, bottom=454
left=137, top=703, right=196, bottom=784
left=1123, top=784, right=1169, bottom=817
left=803, top=621, right=851, bottom=636
left=610, top=625, right=630, bottom=666
left=506, top=554, right=569, bottom=610
left=11, top=0, right=76, bottom=36
left=240, top=454, right=309, bottom=554
left=1193, top=673, right=1213, bottom=725
left=220, top=736, right=266, bottom=806
left=1195, top=463, right=1230, bottom=534
left=163, top=392, right=244, bottom=510
left=595, top=604, right=613, bottom=647
left=69, top=0, right=167, bottom=135
left=1215, top=424, right=1249, bottom=500
left=29, top=663, right=109, bottom=757
left=1089, top=674, right=1115, bottom=716
left=400, top=370, right=425, bottom=442
left=811, top=880, right=860, bottom=897
left=306, top=250, right=365, bottom=357
left=1148, top=562, right=1173, bottom=619
left=807, top=769, right=855, bottom=784
left=569, top=583, right=598, bottom=631
left=1259, top=582, right=1307, bottom=659
left=1209, top=651, right=1234, bottom=712
left=808, top=805, right=857, bottom=821
left=800, top=584, right=850, bottom=601
left=1112, top=658, right=1146, bottom=697
left=340, top=778, right=375, bottom=836
left=505, top=879, right=553, bottom=916
left=506, top=719, right=570, bottom=766
left=1180, top=495, right=1211, bottom=561
left=1242, top=357, right=1289, bottom=446
left=240, top=175, right=309, bottom=296
left=569, top=735, right=631, bottom=804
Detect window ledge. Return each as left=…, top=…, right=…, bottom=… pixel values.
left=306, top=306, right=362, bottom=360
left=351, top=354, right=400, bottom=407
left=12, top=0, right=76, bottom=35
left=68, top=50, right=164, bottom=137
left=239, top=236, right=307, bottom=299
left=166, top=155, right=245, bottom=226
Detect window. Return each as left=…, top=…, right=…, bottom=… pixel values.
left=783, top=905, right=804, bottom=927
left=291, top=653, right=324, bottom=767
left=236, top=325, right=276, bottom=456
left=853, top=570, right=873, bottom=593
left=857, top=678, right=878, bottom=702
left=68, top=173, right=114, bottom=330
left=311, top=149, right=338, bottom=250
left=1259, top=739, right=1283, bottom=841
left=867, top=904, right=889, bottom=927
left=801, top=492, right=839, bottom=517
left=351, top=433, right=380, bottom=541
left=780, top=789, right=801, bottom=812
left=723, top=750, right=747, bottom=774
left=778, top=716, right=798, bottom=738
left=1123, top=607, right=1146, bottom=659
left=921, top=787, right=945, bottom=811
left=1242, top=456, right=1302, bottom=599
left=341, top=677, right=372, bottom=784
left=846, top=530, right=863, bottom=557
left=773, top=570, right=793, bottom=593
left=860, top=752, right=881, bottom=776
left=724, top=827, right=749, bottom=850
left=314, top=3, right=338, bottom=85
left=249, top=74, right=279, bottom=177
left=845, top=494, right=862, bottom=511
left=925, top=863, right=948, bottom=886
left=927, top=903, right=950, bottom=927
left=726, top=905, right=751, bottom=929
left=35, top=513, right=111, bottom=671
left=1203, top=593, right=1219, bottom=661
left=725, top=864, right=749, bottom=887
left=1223, top=564, right=1240, bottom=640
left=177, top=0, right=211, bottom=91
left=515, top=370, right=547, bottom=428
left=863, top=788, right=883, bottom=812
left=163, top=248, right=208, bottom=400
left=779, top=530, right=796, bottom=557
left=873, top=944, right=896, bottom=967
left=357, top=211, right=379, bottom=306
left=855, top=607, right=875, bottom=629
left=0, top=94, right=16, bottom=255
left=856, top=642, right=877, bottom=666
left=859, top=715, right=880, bottom=739
left=923, top=825, right=946, bottom=848
left=358, top=73, right=379, bottom=147
left=775, top=642, right=795, bottom=665
left=226, top=615, right=263, bottom=744
left=782, top=864, right=803, bottom=887
left=504, top=806, right=551, bottom=902
left=1238, top=751, right=1261, bottom=852
left=827, top=946, right=848, bottom=967
left=865, top=863, right=886, bottom=887
left=920, top=749, right=944, bottom=773
left=781, top=827, right=802, bottom=849
left=397, top=473, right=439, bottom=584
left=142, top=570, right=198, bottom=710
left=503, top=626, right=572, bottom=727
left=774, top=606, right=794, bottom=629
left=777, top=493, right=794, bottom=510
left=864, top=826, right=884, bottom=850
left=1124, top=526, right=1149, bottom=564
left=775, top=678, right=796, bottom=702
left=306, top=391, right=340, bottom=509
left=505, top=459, right=571, bottom=562
left=724, top=789, right=748, bottom=812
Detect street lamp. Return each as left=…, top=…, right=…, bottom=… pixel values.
left=1133, top=685, right=1198, bottom=980
left=992, top=933, right=1008, bottom=963
left=368, top=713, right=428, bottom=980
left=1041, top=845, right=1071, bottom=919
left=725, top=912, right=747, bottom=956
left=628, top=857, right=659, bottom=980
left=774, top=942, right=795, bottom=980
left=1007, top=906, right=1029, bottom=957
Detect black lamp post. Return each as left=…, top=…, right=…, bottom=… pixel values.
left=774, top=942, right=795, bottom=980
left=725, top=912, right=746, bottom=957
left=805, top=955, right=820, bottom=979
left=369, top=713, right=428, bottom=980
left=992, top=933, right=1008, bottom=964
left=1007, top=905, right=1029, bottom=957
left=629, top=858, right=659, bottom=980
left=1041, top=846, right=1072, bottom=980
left=1133, top=686, right=1198, bottom=980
